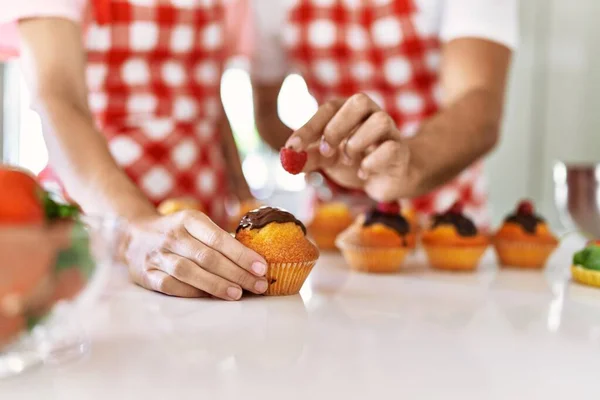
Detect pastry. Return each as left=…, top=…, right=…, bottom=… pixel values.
left=335, top=202, right=416, bottom=273
left=235, top=207, right=319, bottom=296
left=571, top=242, right=600, bottom=288
left=493, top=200, right=558, bottom=268
left=308, top=201, right=353, bottom=250
left=402, top=203, right=420, bottom=234
left=157, top=197, right=203, bottom=215
left=228, top=199, right=263, bottom=232
left=422, top=202, right=489, bottom=271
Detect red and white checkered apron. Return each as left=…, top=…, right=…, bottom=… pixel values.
left=39, top=0, right=229, bottom=226
left=281, top=0, right=489, bottom=229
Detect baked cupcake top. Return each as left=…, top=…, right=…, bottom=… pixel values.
left=422, top=202, right=488, bottom=246
left=237, top=206, right=306, bottom=234
left=236, top=207, right=318, bottom=263
left=309, top=201, right=353, bottom=230
left=495, top=200, right=557, bottom=244
left=158, top=197, right=203, bottom=215
left=345, top=202, right=416, bottom=248
left=573, top=243, right=600, bottom=271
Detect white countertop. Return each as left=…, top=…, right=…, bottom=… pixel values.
left=2, top=236, right=600, bottom=400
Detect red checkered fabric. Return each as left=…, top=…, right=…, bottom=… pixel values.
left=40, top=0, right=229, bottom=226
left=282, top=0, right=489, bottom=228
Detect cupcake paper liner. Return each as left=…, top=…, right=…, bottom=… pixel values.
left=265, top=260, right=317, bottom=296
left=423, top=244, right=488, bottom=272
left=493, top=239, right=557, bottom=269
left=571, top=265, right=600, bottom=288
left=336, top=238, right=411, bottom=273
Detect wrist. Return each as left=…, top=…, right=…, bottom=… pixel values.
left=401, top=139, right=430, bottom=198
left=91, top=166, right=158, bottom=221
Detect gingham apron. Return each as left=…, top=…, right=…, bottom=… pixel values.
left=40, top=0, right=229, bottom=226
left=281, top=0, right=489, bottom=228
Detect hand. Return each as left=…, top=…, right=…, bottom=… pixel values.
left=124, top=211, right=269, bottom=300
left=286, top=94, right=414, bottom=202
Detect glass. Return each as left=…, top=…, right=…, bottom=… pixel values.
left=0, top=216, right=119, bottom=378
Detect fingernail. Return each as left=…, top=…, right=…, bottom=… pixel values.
left=251, top=261, right=267, bottom=276
left=227, top=287, right=242, bottom=300
left=287, top=137, right=302, bottom=150
left=320, top=139, right=334, bottom=157
left=255, top=280, right=268, bottom=293
left=358, top=169, right=368, bottom=180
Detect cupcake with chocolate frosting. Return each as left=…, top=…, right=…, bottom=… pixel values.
left=235, top=207, right=319, bottom=296
left=228, top=199, right=263, bottom=233
left=493, top=200, right=558, bottom=269
left=422, top=202, right=489, bottom=271
left=335, top=202, right=416, bottom=273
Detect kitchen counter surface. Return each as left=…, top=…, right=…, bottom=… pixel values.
left=2, top=236, right=600, bottom=399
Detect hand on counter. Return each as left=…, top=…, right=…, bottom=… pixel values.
left=285, top=94, right=412, bottom=203
left=123, top=211, right=269, bottom=300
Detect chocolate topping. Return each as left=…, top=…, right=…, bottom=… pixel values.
left=432, top=212, right=478, bottom=237
left=236, top=206, right=306, bottom=234
left=505, top=213, right=544, bottom=234
left=363, top=209, right=410, bottom=236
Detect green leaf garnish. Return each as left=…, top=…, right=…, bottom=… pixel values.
left=26, top=314, right=48, bottom=331
left=55, top=221, right=96, bottom=279
left=573, top=244, right=600, bottom=271
left=42, top=191, right=80, bottom=222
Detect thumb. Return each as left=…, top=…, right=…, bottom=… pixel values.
left=302, top=144, right=339, bottom=173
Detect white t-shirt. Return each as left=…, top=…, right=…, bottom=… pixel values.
left=250, top=0, right=518, bottom=83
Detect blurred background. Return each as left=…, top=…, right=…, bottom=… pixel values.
left=0, top=0, right=599, bottom=228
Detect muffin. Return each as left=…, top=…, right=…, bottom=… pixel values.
left=493, top=200, right=558, bottom=269
left=335, top=202, right=416, bottom=273
left=235, top=207, right=319, bottom=296
left=228, top=199, right=263, bottom=233
left=402, top=203, right=420, bottom=234
left=157, top=197, right=204, bottom=215
left=308, top=201, right=353, bottom=250
left=422, top=202, right=489, bottom=271
left=571, top=242, right=600, bottom=288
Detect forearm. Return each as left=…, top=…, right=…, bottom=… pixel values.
left=252, top=81, right=292, bottom=150
left=404, top=88, right=502, bottom=196
left=34, top=96, right=156, bottom=220
left=218, top=114, right=251, bottom=201
left=254, top=109, right=292, bottom=150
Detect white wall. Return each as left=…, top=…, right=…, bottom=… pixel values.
left=486, top=0, right=600, bottom=228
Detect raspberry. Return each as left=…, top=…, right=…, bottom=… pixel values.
left=517, top=199, right=534, bottom=215
left=376, top=201, right=401, bottom=215
left=280, top=147, right=308, bottom=175
left=448, top=201, right=463, bottom=215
